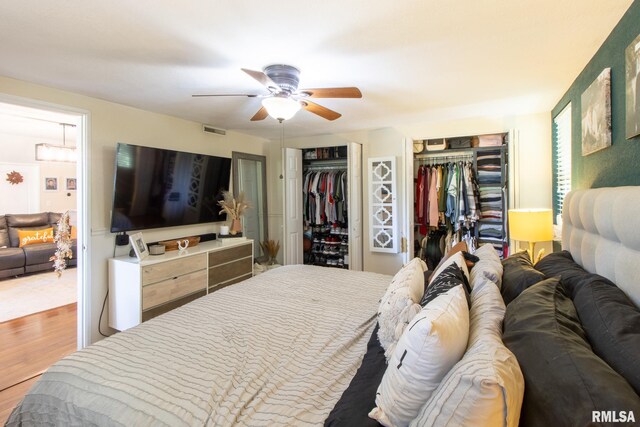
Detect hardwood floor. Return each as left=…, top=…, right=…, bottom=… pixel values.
left=0, top=303, right=77, bottom=424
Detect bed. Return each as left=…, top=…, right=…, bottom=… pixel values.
left=7, top=265, right=392, bottom=426
left=7, top=186, right=640, bottom=427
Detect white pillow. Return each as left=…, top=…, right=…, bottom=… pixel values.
left=377, top=258, right=426, bottom=353
left=471, top=243, right=503, bottom=289
left=370, top=284, right=470, bottom=427
left=410, top=276, right=524, bottom=427
left=428, top=252, right=470, bottom=287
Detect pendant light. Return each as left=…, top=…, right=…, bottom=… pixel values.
left=35, top=123, right=77, bottom=162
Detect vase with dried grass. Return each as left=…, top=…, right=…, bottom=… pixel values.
left=260, top=240, right=280, bottom=265
left=217, top=191, right=250, bottom=235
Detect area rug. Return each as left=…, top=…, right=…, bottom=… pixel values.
left=0, top=269, right=76, bottom=322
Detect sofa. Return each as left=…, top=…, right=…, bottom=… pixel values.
left=0, top=212, right=77, bottom=279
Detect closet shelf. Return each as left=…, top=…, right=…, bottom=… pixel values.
left=414, top=145, right=506, bottom=157
left=303, top=157, right=348, bottom=163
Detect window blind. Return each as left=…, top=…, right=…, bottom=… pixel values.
left=553, top=103, right=572, bottom=224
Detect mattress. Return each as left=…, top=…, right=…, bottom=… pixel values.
left=7, top=265, right=392, bottom=426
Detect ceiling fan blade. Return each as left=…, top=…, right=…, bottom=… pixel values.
left=301, top=100, right=342, bottom=121
left=299, top=87, right=362, bottom=98
left=242, top=68, right=281, bottom=92
left=192, top=94, right=259, bottom=97
left=250, top=106, right=268, bottom=121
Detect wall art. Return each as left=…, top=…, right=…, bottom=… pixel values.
left=581, top=68, right=611, bottom=156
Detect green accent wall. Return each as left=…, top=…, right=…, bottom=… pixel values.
left=552, top=1, right=640, bottom=198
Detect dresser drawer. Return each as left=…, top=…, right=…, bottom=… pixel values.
left=208, top=243, right=252, bottom=267
left=142, top=253, right=207, bottom=286
left=208, top=273, right=252, bottom=293
left=208, top=257, right=252, bottom=287
left=142, top=269, right=207, bottom=310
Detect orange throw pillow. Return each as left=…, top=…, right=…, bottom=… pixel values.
left=70, top=226, right=77, bottom=239
left=18, top=228, right=55, bottom=247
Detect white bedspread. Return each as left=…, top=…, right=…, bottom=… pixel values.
left=7, top=265, right=391, bottom=426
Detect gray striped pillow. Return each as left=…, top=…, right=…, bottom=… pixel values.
left=410, top=277, right=524, bottom=427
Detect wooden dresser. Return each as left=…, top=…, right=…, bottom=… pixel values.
left=108, top=239, right=253, bottom=331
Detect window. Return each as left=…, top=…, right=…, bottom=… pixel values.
left=553, top=103, right=572, bottom=225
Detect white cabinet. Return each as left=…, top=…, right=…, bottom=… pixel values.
left=109, top=239, right=253, bottom=331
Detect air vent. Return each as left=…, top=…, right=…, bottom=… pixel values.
left=202, top=125, right=226, bottom=136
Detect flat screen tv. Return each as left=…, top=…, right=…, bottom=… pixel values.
left=110, top=143, right=232, bottom=233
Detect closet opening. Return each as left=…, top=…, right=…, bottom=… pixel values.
left=283, top=143, right=362, bottom=270
left=413, top=133, right=510, bottom=269
left=302, top=147, right=350, bottom=269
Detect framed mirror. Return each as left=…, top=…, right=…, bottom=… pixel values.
left=232, top=152, right=268, bottom=261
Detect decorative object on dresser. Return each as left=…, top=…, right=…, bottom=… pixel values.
left=217, top=190, right=250, bottom=235
left=158, top=235, right=200, bottom=251
left=108, top=239, right=253, bottom=331
left=129, top=232, right=149, bottom=261
left=507, top=208, right=553, bottom=263
left=148, top=244, right=165, bottom=256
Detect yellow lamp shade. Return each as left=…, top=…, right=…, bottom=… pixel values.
left=508, top=209, right=553, bottom=243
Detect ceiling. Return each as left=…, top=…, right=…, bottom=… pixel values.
left=0, top=1, right=632, bottom=140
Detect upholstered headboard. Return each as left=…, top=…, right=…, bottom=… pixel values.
left=562, top=186, right=640, bottom=307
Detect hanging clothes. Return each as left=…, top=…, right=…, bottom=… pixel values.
left=415, top=160, right=479, bottom=234
left=428, top=166, right=438, bottom=227
left=303, top=169, right=348, bottom=226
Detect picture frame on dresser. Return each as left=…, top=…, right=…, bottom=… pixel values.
left=130, top=232, right=149, bottom=260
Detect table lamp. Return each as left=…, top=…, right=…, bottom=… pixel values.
left=508, top=209, right=553, bottom=263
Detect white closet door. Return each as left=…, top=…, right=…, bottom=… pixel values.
left=283, top=147, right=303, bottom=265
left=403, top=138, right=414, bottom=264
left=348, top=142, right=363, bottom=271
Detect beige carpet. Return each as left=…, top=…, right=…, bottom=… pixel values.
left=0, top=269, right=77, bottom=323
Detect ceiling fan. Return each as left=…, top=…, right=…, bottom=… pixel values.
left=193, top=64, right=362, bottom=122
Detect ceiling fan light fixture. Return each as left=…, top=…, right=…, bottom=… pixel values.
left=261, top=96, right=301, bottom=121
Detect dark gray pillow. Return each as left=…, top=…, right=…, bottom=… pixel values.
left=574, top=279, right=640, bottom=396
left=503, top=278, right=640, bottom=427
left=534, top=250, right=615, bottom=296
left=501, top=251, right=545, bottom=305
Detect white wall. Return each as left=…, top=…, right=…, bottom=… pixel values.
left=0, top=75, right=269, bottom=344
left=0, top=132, right=77, bottom=213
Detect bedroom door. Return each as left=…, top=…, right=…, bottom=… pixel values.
left=283, top=147, right=303, bottom=264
